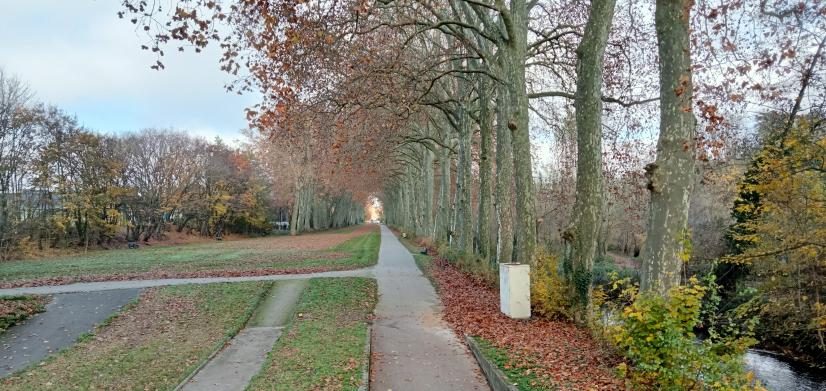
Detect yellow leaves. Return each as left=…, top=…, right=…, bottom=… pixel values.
left=623, top=308, right=645, bottom=321
left=530, top=249, right=571, bottom=319
left=212, top=203, right=229, bottom=216
left=616, top=362, right=628, bottom=378
left=678, top=229, right=692, bottom=263
left=591, top=288, right=607, bottom=308
left=729, top=118, right=826, bottom=268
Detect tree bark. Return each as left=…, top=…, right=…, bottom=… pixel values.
left=435, top=144, right=452, bottom=242
left=564, top=0, right=617, bottom=323
left=477, top=77, right=494, bottom=260
left=456, top=106, right=473, bottom=254
left=639, top=0, right=698, bottom=296
left=290, top=189, right=299, bottom=236
left=422, top=145, right=435, bottom=238
left=505, top=0, right=536, bottom=265
left=495, top=83, right=515, bottom=264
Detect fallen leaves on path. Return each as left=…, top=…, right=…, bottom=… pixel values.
left=427, top=257, right=623, bottom=390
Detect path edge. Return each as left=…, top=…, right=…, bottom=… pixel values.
left=172, top=281, right=273, bottom=391
left=359, top=323, right=372, bottom=391
left=465, top=334, right=519, bottom=391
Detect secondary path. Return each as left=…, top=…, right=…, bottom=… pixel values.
left=0, top=269, right=370, bottom=296
left=0, top=289, right=140, bottom=377
left=179, top=279, right=307, bottom=391
left=371, top=225, right=487, bottom=390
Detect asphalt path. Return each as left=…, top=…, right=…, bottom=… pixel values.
left=0, top=289, right=140, bottom=377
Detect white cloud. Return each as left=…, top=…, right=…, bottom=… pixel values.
left=0, top=0, right=260, bottom=138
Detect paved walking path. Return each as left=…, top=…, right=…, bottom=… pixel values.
left=371, top=225, right=487, bottom=390
left=179, top=279, right=307, bottom=391
left=0, top=269, right=370, bottom=296
left=0, top=289, right=140, bottom=377
left=1, top=225, right=489, bottom=390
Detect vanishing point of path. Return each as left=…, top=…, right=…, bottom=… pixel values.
left=371, top=225, right=487, bottom=390
left=0, top=225, right=487, bottom=390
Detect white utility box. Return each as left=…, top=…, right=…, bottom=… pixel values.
left=499, top=263, right=531, bottom=319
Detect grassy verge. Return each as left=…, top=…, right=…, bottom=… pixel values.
left=1, top=281, right=270, bottom=390
left=0, top=295, right=47, bottom=332
left=395, top=232, right=424, bottom=254
left=247, top=277, right=377, bottom=390
left=472, top=336, right=551, bottom=391
left=0, top=228, right=379, bottom=286
left=392, top=230, right=442, bottom=291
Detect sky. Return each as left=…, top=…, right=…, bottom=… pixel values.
left=0, top=0, right=259, bottom=143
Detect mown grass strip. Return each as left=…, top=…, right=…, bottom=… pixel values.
left=246, top=277, right=378, bottom=391
left=332, top=231, right=381, bottom=268
left=0, top=228, right=379, bottom=285
left=1, top=281, right=271, bottom=390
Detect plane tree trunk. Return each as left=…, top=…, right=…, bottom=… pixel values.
left=563, top=0, right=617, bottom=324
left=639, top=0, right=698, bottom=296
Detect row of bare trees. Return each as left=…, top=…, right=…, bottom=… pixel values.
left=117, top=0, right=824, bottom=364
left=0, top=70, right=286, bottom=259
left=119, top=0, right=823, bottom=304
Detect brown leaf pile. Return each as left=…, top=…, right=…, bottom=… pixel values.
left=428, top=257, right=623, bottom=390
left=0, top=295, right=47, bottom=331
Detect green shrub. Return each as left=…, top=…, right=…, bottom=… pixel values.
left=435, top=243, right=497, bottom=285
left=609, top=277, right=763, bottom=390
left=592, top=255, right=639, bottom=286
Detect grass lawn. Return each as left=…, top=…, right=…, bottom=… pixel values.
left=1, top=281, right=271, bottom=390
left=247, top=277, right=377, bottom=390
left=0, top=227, right=380, bottom=287
left=0, top=295, right=47, bottom=333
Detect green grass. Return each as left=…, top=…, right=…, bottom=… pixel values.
left=394, top=230, right=441, bottom=290
left=247, top=277, right=378, bottom=390
left=0, top=229, right=380, bottom=284
left=0, top=295, right=46, bottom=332
left=333, top=231, right=381, bottom=267
left=1, top=282, right=271, bottom=390
left=472, top=336, right=553, bottom=391
left=413, top=253, right=442, bottom=288
left=396, top=233, right=424, bottom=253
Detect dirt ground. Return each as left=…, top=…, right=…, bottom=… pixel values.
left=608, top=251, right=640, bottom=269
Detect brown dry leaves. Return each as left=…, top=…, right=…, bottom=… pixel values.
left=428, top=257, right=623, bottom=390
left=220, top=225, right=377, bottom=252
left=0, top=295, right=47, bottom=331
left=92, top=289, right=202, bottom=348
